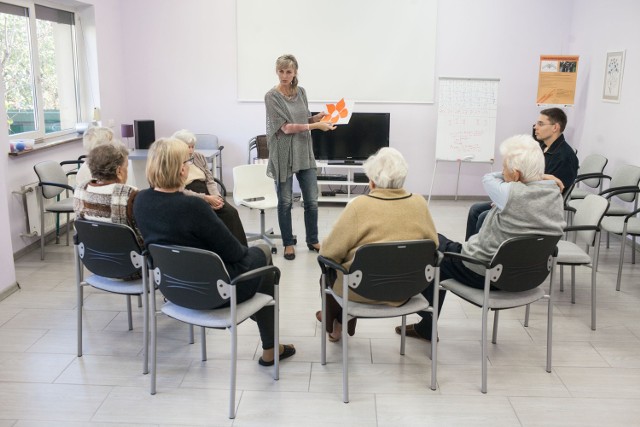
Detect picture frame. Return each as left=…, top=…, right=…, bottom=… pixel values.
left=603, top=50, right=625, bottom=103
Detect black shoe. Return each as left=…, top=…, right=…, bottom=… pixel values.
left=283, top=246, right=296, bottom=260
left=307, top=243, right=320, bottom=252
left=258, top=344, right=296, bottom=366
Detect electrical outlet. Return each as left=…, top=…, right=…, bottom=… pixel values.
left=107, top=119, right=115, bottom=127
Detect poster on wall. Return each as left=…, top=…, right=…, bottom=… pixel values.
left=536, top=55, right=579, bottom=106
left=602, top=50, right=626, bottom=103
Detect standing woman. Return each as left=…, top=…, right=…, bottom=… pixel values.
left=265, top=54, right=335, bottom=260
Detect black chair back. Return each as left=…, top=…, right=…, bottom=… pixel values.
left=74, top=219, right=144, bottom=279
left=148, top=244, right=231, bottom=310
left=347, top=240, right=438, bottom=302
left=488, top=235, right=561, bottom=292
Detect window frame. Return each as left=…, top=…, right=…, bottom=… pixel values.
left=2, top=0, right=83, bottom=142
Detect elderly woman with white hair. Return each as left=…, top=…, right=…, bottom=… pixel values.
left=317, top=147, right=439, bottom=341
left=172, top=129, right=248, bottom=246
left=402, top=134, right=566, bottom=342
left=75, top=126, right=116, bottom=185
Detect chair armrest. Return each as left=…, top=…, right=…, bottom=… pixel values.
left=564, top=225, right=599, bottom=232
left=231, top=265, right=281, bottom=287
left=442, top=251, right=490, bottom=268
left=625, top=206, right=640, bottom=220
left=574, top=172, right=610, bottom=183
left=39, top=181, right=75, bottom=192
left=600, top=186, right=640, bottom=198
left=564, top=205, right=576, bottom=213
left=317, top=255, right=348, bottom=275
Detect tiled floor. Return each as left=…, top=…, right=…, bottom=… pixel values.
left=2, top=198, right=640, bottom=426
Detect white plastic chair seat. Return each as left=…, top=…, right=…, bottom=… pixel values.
left=601, top=216, right=640, bottom=235
left=232, top=164, right=281, bottom=250
left=568, top=199, right=629, bottom=216
left=441, top=279, right=546, bottom=309
left=161, top=293, right=274, bottom=329
left=328, top=289, right=430, bottom=319
left=569, top=188, right=591, bottom=199
left=556, top=240, right=593, bottom=264
left=84, top=275, right=145, bottom=295
left=46, top=198, right=74, bottom=212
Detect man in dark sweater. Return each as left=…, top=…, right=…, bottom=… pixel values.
left=465, top=108, right=578, bottom=240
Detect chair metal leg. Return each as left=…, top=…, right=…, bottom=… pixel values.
left=126, top=295, right=133, bottom=330
left=150, top=290, right=158, bottom=395
left=274, top=285, right=280, bottom=381
left=546, top=266, right=555, bottom=372
left=481, top=303, right=489, bottom=393
left=430, top=270, right=440, bottom=391
left=342, top=288, right=349, bottom=404
left=229, top=323, right=237, bottom=419
left=138, top=295, right=143, bottom=308
left=189, top=324, right=195, bottom=344
left=591, top=244, right=600, bottom=331
left=571, top=266, right=576, bottom=304
left=400, top=315, right=407, bottom=356
left=617, top=227, right=627, bottom=291
left=524, top=304, right=530, bottom=327
left=76, top=280, right=84, bottom=357
left=40, top=199, right=45, bottom=260
left=559, top=266, right=564, bottom=292
left=492, top=310, right=499, bottom=344
left=320, top=276, right=327, bottom=366
left=633, top=235, right=636, bottom=265
left=201, top=327, right=207, bottom=361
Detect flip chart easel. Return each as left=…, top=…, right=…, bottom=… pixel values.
left=429, top=77, right=499, bottom=202
left=427, top=158, right=494, bottom=204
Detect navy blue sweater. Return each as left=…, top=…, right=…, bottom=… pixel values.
left=133, top=189, right=265, bottom=282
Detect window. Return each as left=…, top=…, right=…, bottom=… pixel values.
left=1, top=1, right=80, bottom=138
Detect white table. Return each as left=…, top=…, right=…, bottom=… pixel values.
left=127, top=148, right=219, bottom=189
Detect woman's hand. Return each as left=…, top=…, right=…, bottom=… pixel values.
left=311, top=112, right=327, bottom=122
left=311, top=121, right=336, bottom=132
left=205, top=194, right=225, bottom=210
left=542, top=174, right=565, bottom=192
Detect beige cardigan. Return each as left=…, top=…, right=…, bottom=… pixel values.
left=320, top=187, right=438, bottom=306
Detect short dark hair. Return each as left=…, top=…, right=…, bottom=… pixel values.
left=87, top=142, right=129, bottom=181
left=540, top=108, right=567, bottom=132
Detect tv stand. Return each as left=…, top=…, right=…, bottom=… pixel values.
left=328, top=160, right=363, bottom=165
left=314, top=161, right=368, bottom=204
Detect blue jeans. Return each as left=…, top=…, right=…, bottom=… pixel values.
left=275, top=168, right=319, bottom=247
left=465, top=201, right=491, bottom=241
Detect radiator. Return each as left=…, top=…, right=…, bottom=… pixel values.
left=17, top=182, right=74, bottom=238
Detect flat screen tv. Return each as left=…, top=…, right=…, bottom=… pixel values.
left=310, top=112, right=390, bottom=164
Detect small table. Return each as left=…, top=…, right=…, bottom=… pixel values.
left=128, top=148, right=219, bottom=189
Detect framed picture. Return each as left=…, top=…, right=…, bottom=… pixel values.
left=603, top=50, right=625, bottom=103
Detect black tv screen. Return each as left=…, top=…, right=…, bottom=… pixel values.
left=311, top=112, right=390, bottom=163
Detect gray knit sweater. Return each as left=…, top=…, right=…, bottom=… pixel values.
left=462, top=180, right=565, bottom=275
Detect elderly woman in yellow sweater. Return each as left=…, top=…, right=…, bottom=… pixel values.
left=317, top=147, right=439, bottom=341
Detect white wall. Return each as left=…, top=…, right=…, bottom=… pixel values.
left=4, top=0, right=640, bottom=259
left=568, top=0, right=640, bottom=172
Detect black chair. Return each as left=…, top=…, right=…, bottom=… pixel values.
left=317, top=240, right=440, bottom=403
left=73, top=219, right=149, bottom=373
left=147, top=244, right=281, bottom=419
left=437, top=235, right=561, bottom=393
left=248, top=134, right=269, bottom=164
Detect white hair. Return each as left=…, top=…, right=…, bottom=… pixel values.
left=362, top=147, right=408, bottom=189
left=500, top=134, right=544, bottom=182
left=172, top=129, right=197, bottom=145
left=82, top=126, right=115, bottom=151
